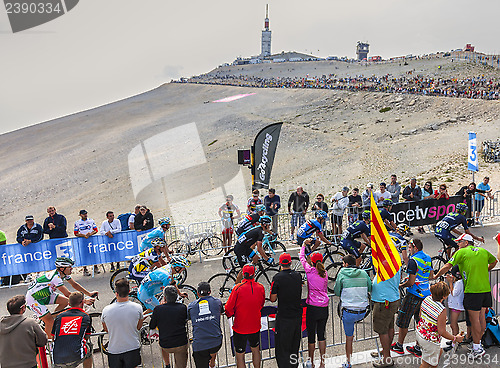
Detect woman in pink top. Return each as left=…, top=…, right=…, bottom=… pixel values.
left=300, top=244, right=329, bottom=368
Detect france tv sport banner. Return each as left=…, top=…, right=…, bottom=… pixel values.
left=389, top=195, right=464, bottom=227
left=0, top=230, right=152, bottom=277
left=253, top=123, right=283, bottom=189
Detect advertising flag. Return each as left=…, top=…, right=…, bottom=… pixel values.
left=253, top=123, right=283, bottom=189
left=468, top=131, right=478, bottom=172
left=370, top=193, right=402, bottom=282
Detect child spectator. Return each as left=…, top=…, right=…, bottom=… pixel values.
left=444, top=265, right=468, bottom=352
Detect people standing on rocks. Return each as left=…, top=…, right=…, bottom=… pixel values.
left=288, top=186, right=310, bottom=241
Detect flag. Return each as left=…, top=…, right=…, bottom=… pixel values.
left=370, top=193, right=402, bottom=282
left=253, top=123, right=283, bottom=189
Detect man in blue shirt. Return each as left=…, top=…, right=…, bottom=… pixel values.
left=475, top=176, right=493, bottom=221
left=16, top=215, right=43, bottom=245
left=264, top=188, right=281, bottom=234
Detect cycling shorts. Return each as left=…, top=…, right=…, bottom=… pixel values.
left=233, top=245, right=254, bottom=268
left=434, top=230, right=458, bottom=249
left=340, top=238, right=362, bottom=258
left=26, top=292, right=60, bottom=317
left=138, top=285, right=161, bottom=310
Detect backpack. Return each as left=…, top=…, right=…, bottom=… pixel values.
left=482, top=308, right=500, bottom=348
left=118, top=213, right=132, bottom=231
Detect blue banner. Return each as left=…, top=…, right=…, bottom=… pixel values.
left=468, top=131, right=478, bottom=172
left=0, top=230, right=152, bottom=277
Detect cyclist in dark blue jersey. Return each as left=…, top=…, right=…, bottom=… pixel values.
left=296, top=210, right=333, bottom=251
left=235, top=205, right=266, bottom=236
left=434, top=203, right=484, bottom=258
left=379, top=199, right=397, bottom=231
left=388, top=224, right=411, bottom=265
left=340, top=211, right=371, bottom=266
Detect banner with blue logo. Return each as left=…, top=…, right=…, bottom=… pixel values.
left=468, top=131, right=478, bottom=172
left=0, top=230, right=152, bottom=277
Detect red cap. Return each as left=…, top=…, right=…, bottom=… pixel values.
left=310, top=252, right=323, bottom=264
left=279, top=253, right=291, bottom=265
left=242, top=264, right=255, bottom=277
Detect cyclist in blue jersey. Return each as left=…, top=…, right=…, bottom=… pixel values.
left=128, top=238, right=168, bottom=284
left=379, top=199, right=397, bottom=231
left=434, top=203, right=484, bottom=258
left=340, top=211, right=371, bottom=267
left=140, top=217, right=172, bottom=252
left=137, top=256, right=190, bottom=314
left=388, top=224, right=412, bottom=265
left=235, top=204, right=266, bottom=236
left=296, top=210, right=333, bottom=251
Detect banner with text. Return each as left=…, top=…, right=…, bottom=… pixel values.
left=390, top=195, right=464, bottom=226
left=253, top=123, right=283, bottom=189
left=0, top=230, right=151, bottom=277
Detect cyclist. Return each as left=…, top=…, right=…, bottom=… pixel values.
left=379, top=199, right=397, bottom=231
left=296, top=210, right=333, bottom=252
left=235, top=204, right=266, bottom=236
left=434, top=203, right=484, bottom=259
left=137, top=256, right=190, bottom=314
left=233, top=215, right=274, bottom=283
left=139, top=217, right=172, bottom=251
left=25, top=257, right=98, bottom=336
left=340, top=211, right=371, bottom=267
left=128, top=238, right=169, bottom=284
left=388, top=224, right=412, bottom=265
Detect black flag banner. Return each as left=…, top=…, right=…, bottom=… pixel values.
left=253, top=123, right=283, bottom=189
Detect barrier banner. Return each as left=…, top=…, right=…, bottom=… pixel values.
left=0, top=230, right=151, bottom=277
left=390, top=195, right=464, bottom=226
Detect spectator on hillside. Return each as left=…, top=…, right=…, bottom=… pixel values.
left=361, top=183, right=374, bottom=209
left=313, top=193, right=329, bottom=212
left=288, top=187, right=310, bottom=241
left=347, top=188, right=363, bottom=225
left=100, top=211, right=122, bottom=271
left=374, top=183, right=392, bottom=206
left=150, top=286, right=189, bottom=368
left=402, top=178, right=422, bottom=202
left=128, top=205, right=141, bottom=230
left=218, top=195, right=241, bottom=249
left=225, top=265, right=265, bottom=368
left=0, top=295, right=47, bottom=368
left=52, top=292, right=93, bottom=368
left=270, top=253, right=303, bottom=368
left=102, top=279, right=144, bottom=368
left=188, top=282, right=224, bottom=368
left=134, top=206, right=154, bottom=231
left=433, top=184, right=449, bottom=200
left=475, top=176, right=494, bottom=220
left=421, top=181, right=434, bottom=200
left=334, top=255, right=371, bottom=368
left=43, top=206, right=68, bottom=239
left=16, top=215, right=43, bottom=246
left=331, top=187, right=349, bottom=235
left=247, top=189, right=263, bottom=214
left=74, top=210, right=99, bottom=276
left=264, top=188, right=281, bottom=234
left=387, top=175, right=401, bottom=203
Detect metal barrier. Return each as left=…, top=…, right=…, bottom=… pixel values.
left=478, top=190, right=500, bottom=223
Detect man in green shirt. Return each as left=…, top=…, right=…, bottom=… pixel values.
left=434, top=233, right=497, bottom=359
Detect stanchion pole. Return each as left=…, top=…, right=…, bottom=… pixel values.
left=38, top=347, right=49, bottom=368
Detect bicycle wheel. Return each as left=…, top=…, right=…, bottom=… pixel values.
left=200, top=236, right=224, bottom=256
left=109, top=268, right=131, bottom=292
left=267, top=241, right=286, bottom=254
left=169, top=239, right=190, bottom=257
left=178, top=284, right=199, bottom=303
left=289, top=256, right=307, bottom=285
left=88, top=312, right=105, bottom=354
left=255, top=265, right=280, bottom=288
left=431, top=256, right=446, bottom=275
left=222, top=249, right=239, bottom=272
left=173, top=268, right=187, bottom=285
left=208, top=273, right=236, bottom=301
left=326, top=263, right=343, bottom=293
left=322, top=249, right=345, bottom=269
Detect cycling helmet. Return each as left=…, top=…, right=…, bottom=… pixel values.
left=362, top=211, right=371, bottom=220
left=255, top=204, right=266, bottom=212
left=396, top=224, right=410, bottom=236
left=151, top=238, right=167, bottom=247
left=259, top=215, right=272, bottom=224
left=170, top=256, right=191, bottom=268
left=55, top=257, right=75, bottom=268
left=383, top=199, right=393, bottom=208
left=315, top=210, right=328, bottom=220
left=158, top=217, right=171, bottom=226
left=455, top=203, right=467, bottom=215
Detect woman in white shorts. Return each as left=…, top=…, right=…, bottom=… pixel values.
left=416, top=282, right=463, bottom=368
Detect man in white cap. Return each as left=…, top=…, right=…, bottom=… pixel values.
left=434, top=233, right=497, bottom=359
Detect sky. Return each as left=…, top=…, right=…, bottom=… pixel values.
left=1, top=0, right=499, bottom=135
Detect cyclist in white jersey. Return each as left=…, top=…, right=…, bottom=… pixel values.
left=26, top=257, right=98, bottom=336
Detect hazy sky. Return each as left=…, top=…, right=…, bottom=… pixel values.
left=1, top=0, right=499, bottom=134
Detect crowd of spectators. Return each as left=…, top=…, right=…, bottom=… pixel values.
left=187, top=74, right=500, bottom=100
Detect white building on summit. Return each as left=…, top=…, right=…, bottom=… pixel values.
left=261, top=4, right=271, bottom=58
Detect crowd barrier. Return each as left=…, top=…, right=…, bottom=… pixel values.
left=478, top=190, right=500, bottom=224
left=37, top=268, right=500, bottom=368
